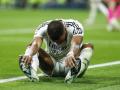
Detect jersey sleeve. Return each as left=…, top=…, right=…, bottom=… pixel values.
left=34, top=22, right=49, bottom=38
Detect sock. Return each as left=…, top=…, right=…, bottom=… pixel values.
left=107, top=6, right=120, bottom=30
left=32, top=54, right=39, bottom=72
left=79, top=47, right=93, bottom=74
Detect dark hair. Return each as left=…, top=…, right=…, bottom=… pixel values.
left=47, top=20, right=64, bottom=41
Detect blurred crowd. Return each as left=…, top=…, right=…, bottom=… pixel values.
left=0, top=0, right=88, bottom=9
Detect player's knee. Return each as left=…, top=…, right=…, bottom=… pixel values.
left=82, top=43, right=94, bottom=50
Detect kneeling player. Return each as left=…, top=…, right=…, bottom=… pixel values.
left=19, top=19, right=94, bottom=83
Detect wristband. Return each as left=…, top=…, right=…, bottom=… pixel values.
left=24, top=47, right=33, bottom=56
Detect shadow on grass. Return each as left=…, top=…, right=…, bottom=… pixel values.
left=75, top=75, right=120, bottom=85
left=20, top=75, right=120, bottom=85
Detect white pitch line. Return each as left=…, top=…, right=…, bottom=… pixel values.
left=0, top=73, right=46, bottom=84
left=0, top=28, right=34, bottom=35
left=88, top=61, right=120, bottom=69
left=0, top=61, right=120, bottom=84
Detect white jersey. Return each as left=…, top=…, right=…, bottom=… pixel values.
left=34, top=19, right=84, bottom=61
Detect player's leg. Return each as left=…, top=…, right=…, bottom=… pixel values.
left=19, top=47, right=55, bottom=81
left=107, top=1, right=120, bottom=31
left=65, top=43, right=94, bottom=83
left=111, top=5, right=120, bottom=27
left=77, top=43, right=94, bottom=77
left=98, top=1, right=108, bottom=17
left=85, top=0, right=98, bottom=25
left=114, top=5, right=120, bottom=19
left=37, top=48, right=54, bottom=76
left=19, top=47, right=40, bottom=81
left=52, top=59, right=70, bottom=77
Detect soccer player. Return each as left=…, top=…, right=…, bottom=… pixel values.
left=85, top=0, right=108, bottom=25
left=19, top=19, right=94, bottom=83
left=105, top=0, right=120, bottom=31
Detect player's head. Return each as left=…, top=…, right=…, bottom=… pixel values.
left=47, top=20, right=66, bottom=44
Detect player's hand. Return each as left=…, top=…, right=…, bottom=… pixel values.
left=22, top=55, right=32, bottom=65
left=65, top=52, right=76, bottom=68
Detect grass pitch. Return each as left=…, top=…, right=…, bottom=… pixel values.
left=0, top=9, right=120, bottom=90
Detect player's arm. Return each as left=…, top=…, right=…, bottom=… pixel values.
left=65, top=20, right=84, bottom=68
left=23, top=37, right=43, bottom=65
left=22, top=21, right=49, bottom=65
left=70, top=36, right=83, bottom=57
left=65, top=36, right=83, bottom=68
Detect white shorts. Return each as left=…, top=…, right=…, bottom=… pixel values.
left=52, top=57, right=70, bottom=77
left=32, top=54, right=70, bottom=77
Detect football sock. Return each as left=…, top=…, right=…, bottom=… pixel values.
left=78, top=48, right=93, bottom=74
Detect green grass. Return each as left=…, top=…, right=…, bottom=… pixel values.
left=0, top=9, right=120, bottom=90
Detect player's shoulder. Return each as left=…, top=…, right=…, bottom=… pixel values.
left=62, top=19, right=83, bottom=30
left=62, top=19, right=83, bottom=27
left=62, top=19, right=84, bottom=36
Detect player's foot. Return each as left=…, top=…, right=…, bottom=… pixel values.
left=19, top=55, right=39, bottom=82
left=64, top=58, right=81, bottom=84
